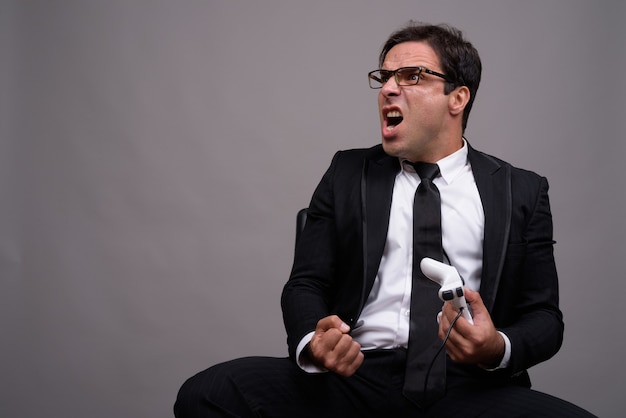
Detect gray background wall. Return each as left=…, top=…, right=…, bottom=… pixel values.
left=1, top=1, right=624, bottom=417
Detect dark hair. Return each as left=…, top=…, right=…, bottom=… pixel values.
left=379, top=22, right=482, bottom=132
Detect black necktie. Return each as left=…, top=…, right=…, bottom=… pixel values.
left=403, top=162, right=446, bottom=408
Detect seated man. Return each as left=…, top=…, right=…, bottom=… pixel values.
left=174, top=22, right=596, bottom=417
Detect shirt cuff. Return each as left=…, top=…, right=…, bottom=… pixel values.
left=481, top=331, right=512, bottom=371
left=295, top=331, right=327, bottom=373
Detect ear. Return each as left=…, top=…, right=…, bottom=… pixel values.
left=448, top=85, right=470, bottom=117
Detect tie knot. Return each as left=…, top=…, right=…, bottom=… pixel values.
left=410, top=162, right=440, bottom=181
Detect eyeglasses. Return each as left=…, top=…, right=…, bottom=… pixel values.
left=368, top=66, right=452, bottom=89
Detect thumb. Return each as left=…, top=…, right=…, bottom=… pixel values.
left=316, top=315, right=350, bottom=333
left=464, top=288, right=487, bottom=318
left=463, top=288, right=482, bottom=305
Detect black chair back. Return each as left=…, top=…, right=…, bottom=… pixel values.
left=295, top=208, right=308, bottom=244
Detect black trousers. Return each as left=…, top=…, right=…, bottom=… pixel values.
left=174, top=350, right=595, bottom=418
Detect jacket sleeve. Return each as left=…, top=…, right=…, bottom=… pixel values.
left=281, top=152, right=341, bottom=360
left=493, top=174, right=564, bottom=375
left=281, top=148, right=368, bottom=361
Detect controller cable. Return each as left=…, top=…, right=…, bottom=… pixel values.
left=422, top=307, right=465, bottom=402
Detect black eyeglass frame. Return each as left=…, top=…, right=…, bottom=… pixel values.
left=367, top=66, right=453, bottom=89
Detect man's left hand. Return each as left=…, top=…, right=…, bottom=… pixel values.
left=438, top=288, right=505, bottom=366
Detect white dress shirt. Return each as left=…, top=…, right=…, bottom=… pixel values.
left=297, top=140, right=511, bottom=371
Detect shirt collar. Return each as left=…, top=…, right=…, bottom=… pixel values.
left=400, top=138, right=469, bottom=185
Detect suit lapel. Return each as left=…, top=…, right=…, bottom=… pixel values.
left=361, top=147, right=399, bottom=306
left=468, top=145, right=511, bottom=312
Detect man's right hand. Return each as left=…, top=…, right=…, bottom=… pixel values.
left=307, top=315, right=364, bottom=377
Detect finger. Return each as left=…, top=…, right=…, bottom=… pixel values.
left=440, top=315, right=462, bottom=343
left=439, top=303, right=457, bottom=329
left=342, top=349, right=365, bottom=376
left=445, top=339, right=465, bottom=362
left=335, top=337, right=361, bottom=363
left=443, top=322, right=477, bottom=363
left=332, top=333, right=360, bottom=355
left=332, top=339, right=364, bottom=376
left=438, top=305, right=451, bottom=335
left=322, top=336, right=359, bottom=372
left=315, top=327, right=344, bottom=351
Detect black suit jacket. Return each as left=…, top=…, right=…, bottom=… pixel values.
left=282, top=143, right=563, bottom=383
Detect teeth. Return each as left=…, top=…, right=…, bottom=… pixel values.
left=386, top=110, right=402, bottom=130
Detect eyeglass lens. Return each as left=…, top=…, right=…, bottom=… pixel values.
left=369, top=67, right=422, bottom=88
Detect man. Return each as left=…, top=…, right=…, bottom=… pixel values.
left=175, top=22, right=595, bottom=417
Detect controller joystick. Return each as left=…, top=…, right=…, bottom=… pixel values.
left=420, top=257, right=474, bottom=324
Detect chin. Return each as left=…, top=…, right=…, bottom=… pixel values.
left=382, top=139, right=405, bottom=158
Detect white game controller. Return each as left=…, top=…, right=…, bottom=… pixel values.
left=420, top=257, right=474, bottom=324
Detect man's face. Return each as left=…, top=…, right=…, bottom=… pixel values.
left=378, top=41, right=458, bottom=162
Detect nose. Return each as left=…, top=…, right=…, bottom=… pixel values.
left=380, top=75, right=400, bottom=96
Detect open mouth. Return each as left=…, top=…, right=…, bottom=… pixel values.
left=386, top=110, right=404, bottom=130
